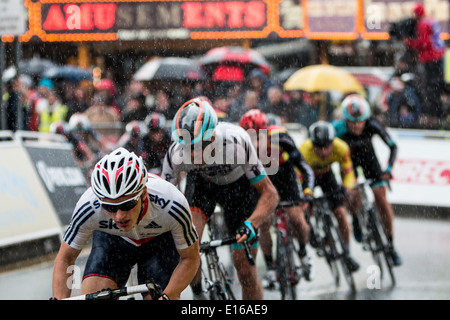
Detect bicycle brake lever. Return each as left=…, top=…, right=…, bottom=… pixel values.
left=243, top=242, right=255, bottom=266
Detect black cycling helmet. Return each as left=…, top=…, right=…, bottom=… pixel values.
left=309, top=121, right=336, bottom=147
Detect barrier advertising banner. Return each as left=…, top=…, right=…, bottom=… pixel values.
left=373, top=129, right=450, bottom=208
left=0, top=144, right=61, bottom=248
left=24, top=144, right=89, bottom=225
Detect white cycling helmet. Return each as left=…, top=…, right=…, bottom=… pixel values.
left=91, top=147, right=148, bottom=201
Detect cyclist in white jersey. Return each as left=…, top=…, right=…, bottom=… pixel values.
left=52, top=147, right=200, bottom=300
left=161, top=97, right=279, bottom=300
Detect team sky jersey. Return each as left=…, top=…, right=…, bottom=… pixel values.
left=63, top=173, right=198, bottom=251
left=299, top=137, right=356, bottom=189
left=332, top=116, right=397, bottom=171
left=161, top=122, right=267, bottom=186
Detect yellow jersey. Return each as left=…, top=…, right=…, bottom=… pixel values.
left=299, top=138, right=356, bottom=189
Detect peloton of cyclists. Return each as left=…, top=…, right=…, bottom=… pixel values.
left=239, top=109, right=316, bottom=287
left=161, top=97, right=279, bottom=300
left=299, top=121, right=361, bottom=272
left=333, top=93, right=402, bottom=266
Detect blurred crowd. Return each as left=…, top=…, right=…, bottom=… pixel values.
left=1, top=2, right=449, bottom=179
left=1, top=52, right=449, bottom=179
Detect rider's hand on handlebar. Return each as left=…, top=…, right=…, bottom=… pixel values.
left=380, top=170, right=393, bottom=181
left=236, top=221, right=256, bottom=244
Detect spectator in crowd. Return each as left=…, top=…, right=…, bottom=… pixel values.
left=298, top=92, right=334, bottom=129
left=387, top=75, right=423, bottom=128
left=240, top=90, right=260, bottom=114
left=285, top=90, right=307, bottom=124
left=27, top=78, right=54, bottom=131
left=121, top=79, right=152, bottom=107
left=404, top=2, right=445, bottom=124
left=262, top=85, right=290, bottom=123
left=226, top=89, right=260, bottom=123
left=212, top=94, right=230, bottom=122
left=85, top=94, right=121, bottom=140
left=37, top=89, right=68, bottom=133
left=2, top=71, right=28, bottom=131
left=94, top=78, right=122, bottom=117
left=121, top=93, right=148, bottom=124
left=149, top=89, right=178, bottom=120
left=171, top=81, right=195, bottom=111
left=245, top=68, right=270, bottom=109
left=66, top=85, right=90, bottom=121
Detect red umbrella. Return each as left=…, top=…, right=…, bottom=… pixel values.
left=199, top=46, right=271, bottom=76
left=212, top=65, right=244, bottom=82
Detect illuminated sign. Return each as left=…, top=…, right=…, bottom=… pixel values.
left=361, top=0, right=449, bottom=40
left=17, top=0, right=304, bottom=42
left=9, top=0, right=449, bottom=42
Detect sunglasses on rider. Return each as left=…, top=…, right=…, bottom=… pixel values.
left=101, top=192, right=142, bottom=213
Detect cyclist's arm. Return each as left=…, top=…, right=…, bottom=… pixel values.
left=278, top=133, right=315, bottom=193
left=163, top=240, right=200, bottom=300
left=237, top=175, right=279, bottom=244
left=336, top=140, right=356, bottom=190
left=52, top=241, right=82, bottom=299
left=371, top=118, right=398, bottom=172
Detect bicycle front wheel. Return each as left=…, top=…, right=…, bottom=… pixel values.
left=367, top=209, right=396, bottom=287
left=317, top=214, right=340, bottom=288
left=325, top=214, right=356, bottom=293
left=275, top=231, right=297, bottom=300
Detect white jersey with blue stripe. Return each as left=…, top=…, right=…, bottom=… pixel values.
left=63, top=174, right=198, bottom=251
left=161, top=122, right=267, bottom=186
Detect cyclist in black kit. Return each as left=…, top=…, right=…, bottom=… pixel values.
left=240, top=109, right=316, bottom=287
left=161, top=97, right=279, bottom=300
left=333, top=94, right=402, bottom=266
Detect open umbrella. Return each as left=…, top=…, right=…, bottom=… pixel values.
left=198, top=46, right=271, bottom=76
left=283, top=64, right=365, bottom=95
left=18, top=57, right=56, bottom=77
left=43, top=65, right=92, bottom=82
left=133, top=57, right=206, bottom=82
left=284, top=64, right=366, bottom=119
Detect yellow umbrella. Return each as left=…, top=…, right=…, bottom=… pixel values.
left=283, top=64, right=365, bottom=95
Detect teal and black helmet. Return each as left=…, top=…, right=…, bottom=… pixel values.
left=172, top=97, right=218, bottom=145
left=341, top=94, right=371, bottom=122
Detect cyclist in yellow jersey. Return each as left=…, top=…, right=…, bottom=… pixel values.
left=299, top=121, right=360, bottom=272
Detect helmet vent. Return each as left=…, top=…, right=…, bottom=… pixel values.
left=102, top=176, right=111, bottom=194
left=116, top=174, right=123, bottom=192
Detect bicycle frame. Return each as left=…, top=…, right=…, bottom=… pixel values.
left=273, top=207, right=300, bottom=300
left=309, top=195, right=356, bottom=293
left=199, top=236, right=237, bottom=300
left=353, top=179, right=396, bottom=286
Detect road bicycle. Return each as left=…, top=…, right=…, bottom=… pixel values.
left=61, top=280, right=166, bottom=300
left=307, top=191, right=356, bottom=293
left=352, top=179, right=396, bottom=286
left=272, top=206, right=302, bottom=300
left=199, top=233, right=255, bottom=300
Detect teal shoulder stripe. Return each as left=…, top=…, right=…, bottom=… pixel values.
left=249, top=170, right=267, bottom=184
